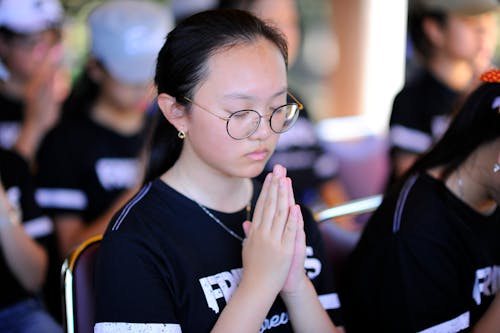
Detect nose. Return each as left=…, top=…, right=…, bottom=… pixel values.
left=249, top=114, right=274, bottom=140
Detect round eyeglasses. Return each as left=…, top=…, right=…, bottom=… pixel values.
left=183, top=92, right=303, bottom=140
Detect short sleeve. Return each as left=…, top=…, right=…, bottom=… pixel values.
left=1, top=148, right=54, bottom=242
left=94, top=231, right=179, bottom=327
left=389, top=89, right=433, bottom=154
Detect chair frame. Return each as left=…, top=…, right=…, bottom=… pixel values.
left=61, top=234, right=102, bottom=333
left=313, top=194, right=382, bottom=223
left=313, top=195, right=382, bottom=282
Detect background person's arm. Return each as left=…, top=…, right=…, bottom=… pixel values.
left=0, top=180, right=47, bottom=292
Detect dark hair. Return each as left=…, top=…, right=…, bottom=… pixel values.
left=404, top=81, right=500, bottom=182
left=407, top=6, right=447, bottom=61
left=217, top=0, right=254, bottom=10
left=0, top=27, right=20, bottom=40
left=144, top=9, right=288, bottom=182
left=0, top=26, right=61, bottom=40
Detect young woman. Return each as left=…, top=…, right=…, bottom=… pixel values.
left=35, top=0, right=173, bottom=258
left=94, top=9, right=343, bottom=333
left=341, top=69, right=500, bottom=332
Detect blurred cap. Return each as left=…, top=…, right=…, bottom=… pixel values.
left=171, top=0, right=217, bottom=22
left=88, top=0, right=174, bottom=85
left=416, top=0, right=499, bottom=15
left=0, top=0, right=63, bottom=34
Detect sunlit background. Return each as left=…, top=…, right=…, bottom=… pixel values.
left=57, top=0, right=500, bottom=199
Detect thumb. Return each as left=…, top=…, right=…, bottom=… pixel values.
left=242, top=220, right=252, bottom=237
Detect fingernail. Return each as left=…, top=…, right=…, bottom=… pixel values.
left=280, top=178, right=286, bottom=187
left=296, top=205, right=302, bottom=219
left=265, top=173, right=272, bottom=183
left=273, top=164, right=282, bottom=177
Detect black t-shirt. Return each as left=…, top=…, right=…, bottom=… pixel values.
left=95, top=179, right=343, bottom=332
left=0, top=148, right=55, bottom=309
left=389, top=69, right=462, bottom=155
left=0, top=92, right=23, bottom=150
left=35, top=113, right=147, bottom=223
left=341, top=172, right=500, bottom=332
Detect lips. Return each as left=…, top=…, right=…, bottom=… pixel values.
left=246, top=148, right=269, bottom=161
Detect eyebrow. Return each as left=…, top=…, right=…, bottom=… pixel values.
left=222, top=88, right=288, bottom=101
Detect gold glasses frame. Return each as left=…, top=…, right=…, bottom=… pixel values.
left=183, top=92, right=303, bottom=140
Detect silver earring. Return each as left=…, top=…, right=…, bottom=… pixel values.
left=178, top=130, right=185, bottom=139
left=494, top=163, right=500, bottom=173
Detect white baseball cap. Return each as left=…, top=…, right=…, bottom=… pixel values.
left=0, top=0, right=63, bottom=34
left=88, top=0, right=174, bottom=85
left=171, top=0, right=217, bottom=21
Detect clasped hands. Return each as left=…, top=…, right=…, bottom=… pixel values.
left=241, top=164, right=307, bottom=297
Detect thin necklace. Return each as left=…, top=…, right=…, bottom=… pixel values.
left=197, top=202, right=250, bottom=243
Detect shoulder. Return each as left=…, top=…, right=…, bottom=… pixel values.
left=105, top=180, right=187, bottom=235
left=99, top=182, right=186, bottom=269
left=99, top=199, right=162, bottom=268
left=375, top=174, right=450, bottom=235
left=391, top=70, right=438, bottom=110
left=347, top=175, right=453, bottom=277
left=391, top=81, right=429, bottom=123
left=398, top=174, right=449, bottom=226
left=359, top=173, right=451, bottom=246
left=105, top=182, right=158, bottom=233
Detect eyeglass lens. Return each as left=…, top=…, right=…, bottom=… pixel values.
left=227, top=104, right=300, bottom=139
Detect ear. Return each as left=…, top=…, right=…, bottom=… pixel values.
left=157, top=93, right=188, bottom=133
left=422, top=17, right=445, bottom=49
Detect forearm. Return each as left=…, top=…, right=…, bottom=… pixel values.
left=0, top=218, right=48, bottom=292
left=211, top=279, right=277, bottom=333
left=281, top=276, right=338, bottom=333
left=473, top=293, right=500, bottom=333
left=16, top=51, right=69, bottom=163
